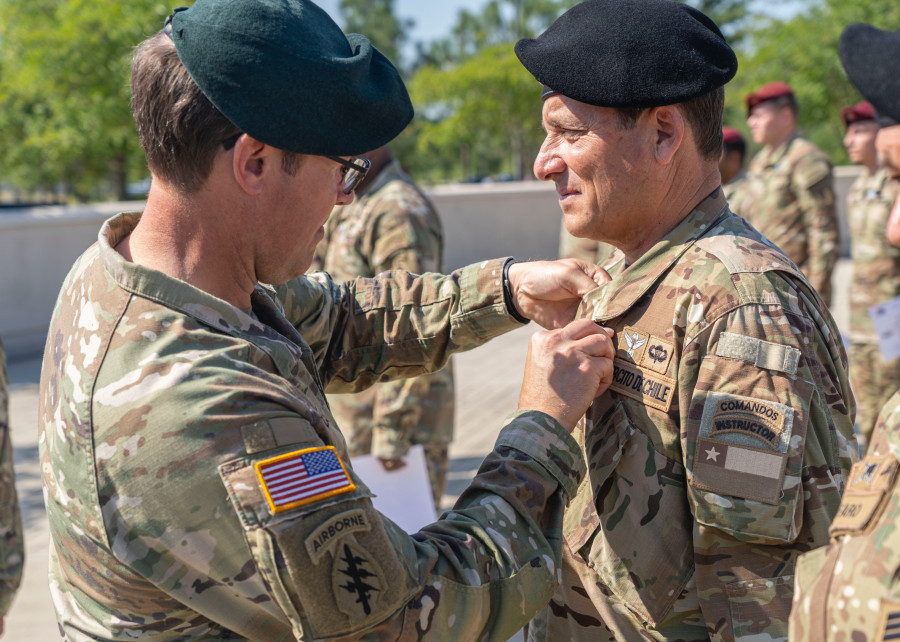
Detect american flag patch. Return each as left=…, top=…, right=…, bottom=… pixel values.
left=256, top=447, right=355, bottom=513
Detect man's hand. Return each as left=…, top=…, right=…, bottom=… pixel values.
left=519, top=319, right=616, bottom=430
left=507, top=259, right=610, bottom=329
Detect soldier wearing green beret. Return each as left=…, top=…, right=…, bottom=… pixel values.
left=740, top=81, right=840, bottom=306
left=37, top=0, right=620, bottom=639
left=789, top=23, right=900, bottom=642
left=308, top=145, right=456, bottom=508
left=514, top=0, right=856, bottom=639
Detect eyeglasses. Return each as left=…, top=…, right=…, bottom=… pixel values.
left=218, top=137, right=368, bottom=193
left=326, top=156, right=371, bottom=194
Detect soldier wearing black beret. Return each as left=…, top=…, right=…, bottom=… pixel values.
left=789, top=25, right=900, bottom=641
left=39, top=0, right=623, bottom=639
left=516, top=0, right=856, bottom=640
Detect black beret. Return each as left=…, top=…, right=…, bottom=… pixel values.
left=515, top=0, right=737, bottom=108
left=839, top=24, right=900, bottom=127
left=169, top=0, right=413, bottom=157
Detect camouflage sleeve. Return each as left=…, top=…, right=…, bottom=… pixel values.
left=276, top=258, right=520, bottom=393
left=792, top=156, right=838, bottom=305
left=682, top=296, right=849, bottom=641
left=0, top=343, right=23, bottom=617
left=789, top=391, right=900, bottom=641
left=219, top=409, right=586, bottom=639
left=367, top=195, right=448, bottom=459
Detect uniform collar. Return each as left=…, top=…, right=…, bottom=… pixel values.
left=584, top=188, right=730, bottom=323
left=98, top=212, right=311, bottom=379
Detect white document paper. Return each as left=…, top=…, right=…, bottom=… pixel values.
left=350, top=444, right=438, bottom=533
left=870, top=296, right=900, bottom=361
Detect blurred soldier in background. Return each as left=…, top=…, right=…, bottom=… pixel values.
left=309, top=145, right=455, bottom=507
left=744, top=81, right=839, bottom=305
left=720, top=126, right=749, bottom=212
left=0, top=340, right=23, bottom=637
left=790, top=22, right=900, bottom=642
left=840, top=101, right=900, bottom=453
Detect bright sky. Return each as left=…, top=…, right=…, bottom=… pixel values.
left=314, top=0, right=806, bottom=57
left=315, top=0, right=491, bottom=47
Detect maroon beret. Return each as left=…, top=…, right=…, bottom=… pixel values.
left=722, top=126, right=744, bottom=145
left=745, top=81, right=794, bottom=115
left=840, top=101, right=876, bottom=129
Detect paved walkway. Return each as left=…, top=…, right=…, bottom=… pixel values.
left=3, top=261, right=851, bottom=639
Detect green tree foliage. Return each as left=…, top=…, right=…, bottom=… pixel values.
left=415, top=0, right=579, bottom=68
left=1, top=0, right=896, bottom=197
left=407, top=44, right=545, bottom=182
left=339, top=0, right=412, bottom=72
left=0, top=0, right=167, bottom=201
left=726, top=0, right=900, bottom=163
left=407, top=0, right=752, bottom=183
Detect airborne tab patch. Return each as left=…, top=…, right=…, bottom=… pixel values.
left=306, top=509, right=371, bottom=564
left=256, top=446, right=355, bottom=513
left=609, top=358, right=676, bottom=412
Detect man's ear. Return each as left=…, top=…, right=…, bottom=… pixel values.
left=232, top=135, right=275, bottom=195
left=650, top=105, right=685, bottom=165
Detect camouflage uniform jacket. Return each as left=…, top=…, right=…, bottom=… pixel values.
left=0, top=340, right=24, bottom=617
left=309, top=160, right=454, bottom=458
left=528, top=189, right=857, bottom=642
left=39, top=212, right=588, bottom=641
left=847, top=168, right=900, bottom=343
left=790, top=390, right=900, bottom=641
left=744, top=135, right=838, bottom=305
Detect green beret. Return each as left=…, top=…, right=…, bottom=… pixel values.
left=169, top=0, right=413, bottom=156
left=515, top=0, right=737, bottom=108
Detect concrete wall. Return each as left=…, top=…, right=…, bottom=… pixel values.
left=0, top=202, right=125, bottom=359
left=0, top=169, right=863, bottom=359
left=431, top=181, right=562, bottom=270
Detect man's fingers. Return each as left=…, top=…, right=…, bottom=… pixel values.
left=560, top=318, right=616, bottom=342
left=562, top=259, right=611, bottom=296
left=574, top=332, right=616, bottom=360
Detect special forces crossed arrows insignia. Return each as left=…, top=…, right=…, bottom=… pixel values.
left=332, top=538, right=384, bottom=619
